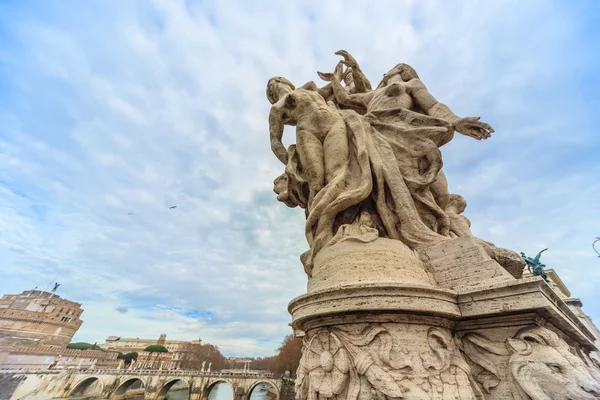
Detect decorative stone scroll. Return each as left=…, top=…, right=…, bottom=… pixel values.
left=460, top=326, right=600, bottom=400
left=296, top=324, right=483, bottom=400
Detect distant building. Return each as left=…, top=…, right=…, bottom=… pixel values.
left=0, top=345, right=119, bottom=370
left=0, top=289, right=123, bottom=370
left=228, top=357, right=253, bottom=371
left=98, top=334, right=201, bottom=370
left=0, top=290, right=83, bottom=347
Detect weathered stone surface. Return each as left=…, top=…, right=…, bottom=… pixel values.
left=268, top=51, right=497, bottom=275
left=297, top=323, right=483, bottom=400
left=460, top=326, right=600, bottom=399
left=419, top=237, right=514, bottom=289
left=309, top=237, right=433, bottom=293
left=270, top=51, right=600, bottom=399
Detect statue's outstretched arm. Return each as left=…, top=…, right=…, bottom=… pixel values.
left=318, top=72, right=373, bottom=112
left=351, top=68, right=372, bottom=93
left=269, top=105, right=288, bottom=165
left=410, top=79, right=493, bottom=140
left=335, top=50, right=372, bottom=93
left=409, top=79, right=460, bottom=123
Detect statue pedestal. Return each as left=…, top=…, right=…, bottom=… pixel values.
left=289, top=238, right=600, bottom=399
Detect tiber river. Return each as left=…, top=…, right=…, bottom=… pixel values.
left=165, top=382, right=276, bottom=400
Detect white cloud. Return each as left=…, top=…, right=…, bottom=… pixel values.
left=0, top=0, right=599, bottom=356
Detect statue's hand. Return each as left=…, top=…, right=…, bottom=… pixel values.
left=333, top=61, right=345, bottom=81
left=317, top=71, right=334, bottom=82
left=318, top=67, right=350, bottom=83
left=335, top=50, right=359, bottom=69
left=271, top=140, right=289, bottom=165
left=454, top=117, right=494, bottom=140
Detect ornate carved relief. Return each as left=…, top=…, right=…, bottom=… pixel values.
left=296, top=324, right=483, bottom=400
left=460, top=326, right=600, bottom=399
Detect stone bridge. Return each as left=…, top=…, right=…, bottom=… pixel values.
left=2, top=369, right=293, bottom=400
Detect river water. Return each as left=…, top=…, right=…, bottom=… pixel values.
left=164, top=382, right=275, bottom=400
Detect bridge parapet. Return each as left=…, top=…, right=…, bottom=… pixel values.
left=2, top=369, right=285, bottom=400
left=66, top=368, right=278, bottom=379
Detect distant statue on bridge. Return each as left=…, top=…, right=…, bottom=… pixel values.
left=521, top=248, right=549, bottom=282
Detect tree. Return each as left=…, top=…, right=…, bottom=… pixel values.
left=144, top=345, right=168, bottom=353
left=249, top=335, right=302, bottom=375
left=117, top=352, right=138, bottom=369
left=250, top=356, right=277, bottom=371
left=179, top=343, right=228, bottom=371
left=274, top=335, right=302, bottom=375
left=144, top=345, right=168, bottom=369
left=66, top=342, right=101, bottom=350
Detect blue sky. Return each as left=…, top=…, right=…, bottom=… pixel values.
left=0, top=0, right=599, bottom=357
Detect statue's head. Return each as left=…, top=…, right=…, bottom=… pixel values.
left=377, top=63, right=419, bottom=88
left=446, top=194, right=467, bottom=214
left=267, top=77, right=295, bottom=104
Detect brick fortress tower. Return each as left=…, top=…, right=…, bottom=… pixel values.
left=0, top=289, right=83, bottom=347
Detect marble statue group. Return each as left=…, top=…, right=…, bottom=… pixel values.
left=267, top=51, right=600, bottom=400
left=268, top=50, right=521, bottom=277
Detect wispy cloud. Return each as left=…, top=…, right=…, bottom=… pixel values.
left=0, top=0, right=599, bottom=356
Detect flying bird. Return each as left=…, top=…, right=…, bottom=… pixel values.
left=169, top=205, right=177, bottom=209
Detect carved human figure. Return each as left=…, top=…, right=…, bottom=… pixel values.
left=320, top=53, right=492, bottom=233
left=267, top=76, right=348, bottom=209
left=268, top=52, right=501, bottom=273
left=445, top=194, right=472, bottom=238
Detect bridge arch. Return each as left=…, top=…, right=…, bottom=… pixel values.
left=203, top=380, right=234, bottom=400
left=112, top=377, right=146, bottom=398
left=247, top=380, right=280, bottom=400
left=156, top=378, right=192, bottom=400
left=69, top=376, right=103, bottom=397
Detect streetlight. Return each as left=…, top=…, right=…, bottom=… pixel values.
left=593, top=238, right=600, bottom=258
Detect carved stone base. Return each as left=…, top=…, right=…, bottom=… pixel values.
left=309, top=237, right=433, bottom=293
left=289, top=237, right=600, bottom=399
left=458, top=322, right=600, bottom=400
left=296, top=320, right=483, bottom=400
left=418, top=236, right=514, bottom=289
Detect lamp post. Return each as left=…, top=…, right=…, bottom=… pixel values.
left=593, top=237, right=600, bottom=257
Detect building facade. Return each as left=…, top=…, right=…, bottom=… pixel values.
left=0, top=345, right=119, bottom=370
left=0, top=290, right=83, bottom=347
left=98, top=334, right=201, bottom=370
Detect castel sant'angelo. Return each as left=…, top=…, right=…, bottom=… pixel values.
left=0, top=289, right=83, bottom=347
